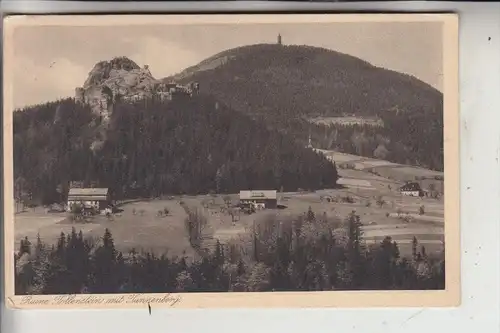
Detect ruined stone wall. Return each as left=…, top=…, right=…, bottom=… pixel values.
left=75, top=87, right=85, bottom=103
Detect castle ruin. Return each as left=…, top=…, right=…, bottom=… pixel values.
left=73, top=60, right=201, bottom=116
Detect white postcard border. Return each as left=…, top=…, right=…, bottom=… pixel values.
left=2, top=13, right=460, bottom=309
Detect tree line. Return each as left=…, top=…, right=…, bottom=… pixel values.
left=13, top=96, right=339, bottom=205
left=309, top=112, right=443, bottom=171
left=15, top=208, right=445, bottom=294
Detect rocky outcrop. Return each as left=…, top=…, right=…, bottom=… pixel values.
left=75, top=56, right=200, bottom=119
left=83, top=56, right=141, bottom=88
left=74, top=57, right=200, bottom=154
left=75, top=57, right=154, bottom=118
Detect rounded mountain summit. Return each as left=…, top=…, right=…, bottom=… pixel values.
left=167, top=43, right=443, bottom=121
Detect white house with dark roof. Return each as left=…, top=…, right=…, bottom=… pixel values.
left=399, top=182, right=423, bottom=197
left=67, top=187, right=111, bottom=212
left=239, top=190, right=277, bottom=209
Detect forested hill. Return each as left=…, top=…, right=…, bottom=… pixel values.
left=170, top=44, right=444, bottom=171
left=13, top=96, right=339, bottom=205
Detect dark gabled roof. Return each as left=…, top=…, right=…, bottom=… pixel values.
left=69, top=188, right=108, bottom=196
left=68, top=188, right=109, bottom=201
left=400, top=182, right=422, bottom=192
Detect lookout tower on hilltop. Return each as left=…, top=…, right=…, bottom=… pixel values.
left=277, top=33, right=282, bottom=45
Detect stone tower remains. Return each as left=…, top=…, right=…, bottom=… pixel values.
left=75, top=87, right=85, bottom=104
left=277, top=34, right=282, bottom=45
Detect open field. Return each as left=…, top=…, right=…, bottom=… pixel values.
left=314, top=149, right=444, bottom=191
left=14, top=200, right=198, bottom=260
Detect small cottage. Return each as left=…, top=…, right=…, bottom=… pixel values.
left=399, top=182, right=424, bottom=197
left=239, top=190, right=277, bottom=209
left=67, top=188, right=111, bottom=213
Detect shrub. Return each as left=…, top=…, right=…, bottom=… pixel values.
left=342, top=196, right=355, bottom=203
left=376, top=196, right=386, bottom=208
left=403, top=214, right=413, bottom=223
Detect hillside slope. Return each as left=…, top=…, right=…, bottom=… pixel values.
left=172, top=44, right=441, bottom=118
left=168, top=44, right=444, bottom=171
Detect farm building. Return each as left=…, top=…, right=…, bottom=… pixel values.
left=239, top=190, right=277, bottom=209
left=67, top=188, right=111, bottom=213
left=399, top=182, right=424, bottom=197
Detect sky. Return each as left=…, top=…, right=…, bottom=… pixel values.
left=9, top=21, right=443, bottom=109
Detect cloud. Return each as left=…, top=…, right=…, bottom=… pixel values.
left=12, top=56, right=88, bottom=109
left=129, top=37, right=202, bottom=78
left=9, top=36, right=202, bottom=109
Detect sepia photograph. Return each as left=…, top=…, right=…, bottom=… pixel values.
left=3, top=14, right=459, bottom=309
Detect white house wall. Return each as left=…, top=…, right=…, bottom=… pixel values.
left=401, top=191, right=420, bottom=197
left=67, top=200, right=101, bottom=211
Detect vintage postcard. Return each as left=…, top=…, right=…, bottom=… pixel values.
left=3, top=14, right=459, bottom=309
